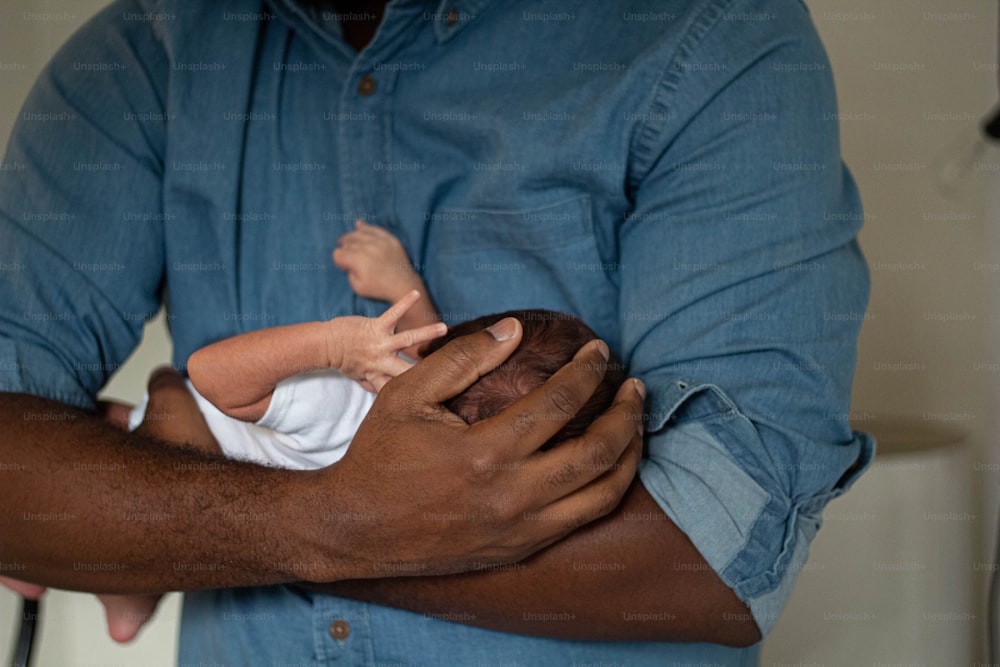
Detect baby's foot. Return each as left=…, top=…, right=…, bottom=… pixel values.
left=0, top=576, right=46, bottom=599
left=99, top=593, right=162, bottom=643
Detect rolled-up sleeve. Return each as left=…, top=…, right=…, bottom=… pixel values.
left=0, top=0, right=168, bottom=408
left=622, top=0, right=875, bottom=636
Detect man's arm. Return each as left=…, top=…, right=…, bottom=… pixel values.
left=309, top=480, right=760, bottom=647
left=0, top=326, right=642, bottom=594
left=1, top=392, right=327, bottom=594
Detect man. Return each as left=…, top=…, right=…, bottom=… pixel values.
left=0, top=0, right=873, bottom=664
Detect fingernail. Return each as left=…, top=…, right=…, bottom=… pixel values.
left=595, top=340, right=609, bottom=361
left=633, top=379, right=646, bottom=400
left=486, top=317, right=517, bottom=341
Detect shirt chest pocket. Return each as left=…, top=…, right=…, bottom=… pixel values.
left=423, top=196, right=619, bottom=333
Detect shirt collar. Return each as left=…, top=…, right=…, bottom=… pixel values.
left=427, top=0, right=496, bottom=43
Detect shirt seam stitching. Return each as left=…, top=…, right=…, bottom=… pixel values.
left=627, top=0, right=737, bottom=190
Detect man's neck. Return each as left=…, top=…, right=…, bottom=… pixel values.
left=302, top=0, right=390, bottom=52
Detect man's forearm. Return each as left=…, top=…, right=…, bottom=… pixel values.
left=1, top=327, right=645, bottom=601
left=309, top=480, right=761, bottom=648
left=0, top=392, right=336, bottom=594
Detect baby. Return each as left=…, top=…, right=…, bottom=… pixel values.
left=1, top=221, right=626, bottom=642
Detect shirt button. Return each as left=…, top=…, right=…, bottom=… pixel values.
left=329, top=619, right=351, bottom=640
left=446, top=8, right=459, bottom=26
left=357, top=75, right=376, bottom=96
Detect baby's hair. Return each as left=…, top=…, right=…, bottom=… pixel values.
left=422, top=309, right=628, bottom=447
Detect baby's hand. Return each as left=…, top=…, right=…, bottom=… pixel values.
left=329, top=291, right=447, bottom=392
left=333, top=220, right=422, bottom=302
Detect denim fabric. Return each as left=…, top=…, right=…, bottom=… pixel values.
left=0, top=0, right=874, bottom=663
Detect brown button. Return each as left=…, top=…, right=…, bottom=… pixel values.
left=357, top=75, right=376, bottom=96
left=329, top=619, right=351, bottom=640
left=446, top=8, right=459, bottom=26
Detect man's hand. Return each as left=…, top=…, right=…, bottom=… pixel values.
left=307, top=316, right=645, bottom=579
left=333, top=219, right=426, bottom=302
left=325, top=290, right=448, bottom=392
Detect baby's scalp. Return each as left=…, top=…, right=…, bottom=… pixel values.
left=422, top=309, right=628, bottom=447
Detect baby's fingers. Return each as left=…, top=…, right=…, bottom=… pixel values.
left=332, top=245, right=358, bottom=270
left=393, top=321, right=448, bottom=353
left=377, top=355, right=416, bottom=380
left=335, top=228, right=376, bottom=252
left=336, top=229, right=360, bottom=246
left=378, top=290, right=421, bottom=330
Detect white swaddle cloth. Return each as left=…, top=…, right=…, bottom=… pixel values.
left=127, top=370, right=375, bottom=470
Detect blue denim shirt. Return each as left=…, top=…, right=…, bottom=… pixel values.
left=0, top=0, right=875, bottom=663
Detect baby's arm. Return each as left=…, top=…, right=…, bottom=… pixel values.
left=188, top=291, right=447, bottom=422
left=333, top=220, right=440, bottom=356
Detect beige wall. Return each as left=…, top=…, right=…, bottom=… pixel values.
left=762, top=1, right=998, bottom=664
left=0, top=0, right=996, bottom=665
left=0, top=3, right=180, bottom=665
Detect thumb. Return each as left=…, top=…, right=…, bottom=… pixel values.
left=386, top=317, right=522, bottom=404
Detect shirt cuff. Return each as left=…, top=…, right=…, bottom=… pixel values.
left=637, top=379, right=875, bottom=637
left=0, top=335, right=95, bottom=409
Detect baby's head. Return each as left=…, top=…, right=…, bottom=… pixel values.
left=422, top=310, right=627, bottom=447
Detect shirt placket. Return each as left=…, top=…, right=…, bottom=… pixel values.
left=336, top=19, right=415, bottom=317
left=337, top=65, right=391, bottom=230
left=312, top=593, right=376, bottom=665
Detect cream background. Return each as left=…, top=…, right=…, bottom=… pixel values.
left=0, top=0, right=996, bottom=665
